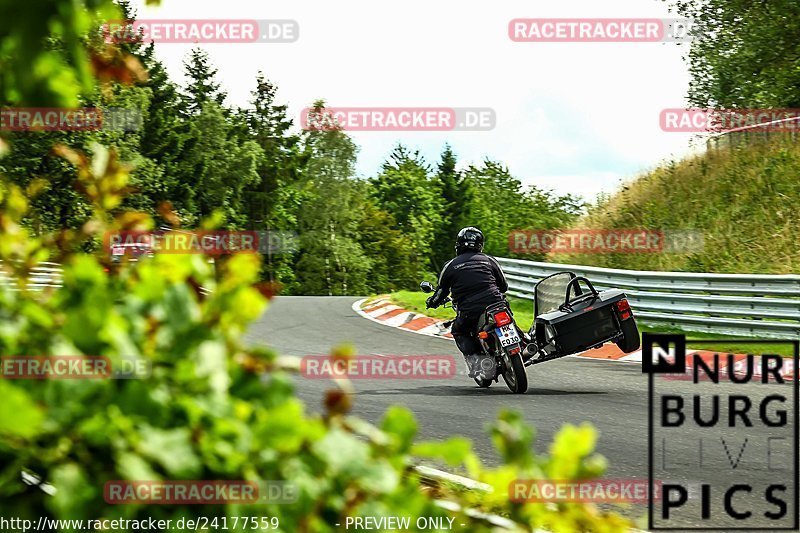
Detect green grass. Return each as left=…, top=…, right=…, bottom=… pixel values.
left=390, top=290, right=535, bottom=329
left=550, top=135, right=800, bottom=274
left=386, top=291, right=796, bottom=357
left=637, top=325, right=796, bottom=358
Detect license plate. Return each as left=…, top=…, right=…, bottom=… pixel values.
left=496, top=324, right=520, bottom=347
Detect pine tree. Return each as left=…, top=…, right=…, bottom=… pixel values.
left=245, top=72, right=301, bottom=228
left=371, top=144, right=441, bottom=272
left=242, top=73, right=303, bottom=286
left=137, top=44, right=195, bottom=221
left=182, top=49, right=227, bottom=114
left=432, top=144, right=473, bottom=269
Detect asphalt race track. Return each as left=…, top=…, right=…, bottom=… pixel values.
left=246, top=296, right=797, bottom=529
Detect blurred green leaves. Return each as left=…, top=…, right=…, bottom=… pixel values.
left=0, top=380, right=44, bottom=439
left=0, top=0, right=126, bottom=106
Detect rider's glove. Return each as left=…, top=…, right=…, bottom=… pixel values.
left=426, top=295, right=438, bottom=309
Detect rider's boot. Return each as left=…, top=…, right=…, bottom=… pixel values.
left=465, top=354, right=496, bottom=379
left=464, top=354, right=481, bottom=378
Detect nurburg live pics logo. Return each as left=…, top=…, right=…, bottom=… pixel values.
left=644, top=333, right=799, bottom=530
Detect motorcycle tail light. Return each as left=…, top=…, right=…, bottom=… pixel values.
left=493, top=310, right=512, bottom=326
left=615, top=299, right=632, bottom=321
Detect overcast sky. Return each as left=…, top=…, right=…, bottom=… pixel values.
left=130, top=0, right=699, bottom=201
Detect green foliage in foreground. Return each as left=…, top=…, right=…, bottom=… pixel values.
left=0, top=147, right=634, bottom=532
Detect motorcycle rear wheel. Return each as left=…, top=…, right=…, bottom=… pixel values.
left=501, top=351, right=528, bottom=394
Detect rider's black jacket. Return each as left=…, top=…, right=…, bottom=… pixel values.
left=429, top=251, right=509, bottom=315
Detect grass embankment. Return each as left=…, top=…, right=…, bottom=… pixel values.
left=550, top=135, right=800, bottom=274
left=386, top=291, right=796, bottom=357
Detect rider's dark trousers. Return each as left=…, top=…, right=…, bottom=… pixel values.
left=451, top=312, right=483, bottom=358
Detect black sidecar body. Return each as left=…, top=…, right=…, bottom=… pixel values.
left=526, top=271, right=640, bottom=364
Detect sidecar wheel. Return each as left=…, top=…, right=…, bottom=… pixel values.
left=615, top=319, right=640, bottom=353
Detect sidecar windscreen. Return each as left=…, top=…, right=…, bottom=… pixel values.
left=534, top=272, right=581, bottom=316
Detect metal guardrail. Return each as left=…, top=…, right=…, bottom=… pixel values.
left=0, top=262, right=63, bottom=291
left=496, top=257, right=800, bottom=339
left=0, top=261, right=215, bottom=295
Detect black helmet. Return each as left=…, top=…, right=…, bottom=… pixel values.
left=455, top=227, right=484, bottom=254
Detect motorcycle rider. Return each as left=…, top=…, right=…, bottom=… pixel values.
left=426, top=227, right=512, bottom=378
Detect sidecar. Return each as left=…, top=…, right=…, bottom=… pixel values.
left=525, top=272, right=640, bottom=365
